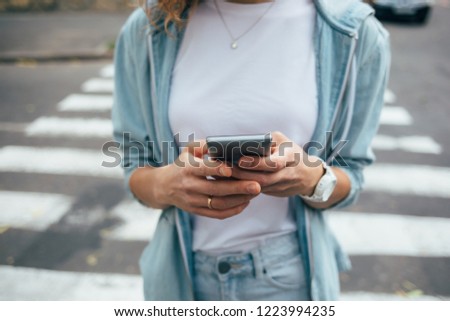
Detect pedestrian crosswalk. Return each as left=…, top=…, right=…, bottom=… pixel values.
left=26, top=116, right=444, bottom=156
left=0, top=63, right=448, bottom=301
left=3, top=189, right=449, bottom=257
left=2, top=144, right=449, bottom=196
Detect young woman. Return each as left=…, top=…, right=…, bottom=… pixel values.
left=112, top=0, right=390, bottom=300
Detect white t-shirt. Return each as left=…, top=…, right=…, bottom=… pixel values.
left=168, top=0, right=318, bottom=254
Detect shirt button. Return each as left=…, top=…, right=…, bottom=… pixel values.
left=218, top=261, right=231, bottom=274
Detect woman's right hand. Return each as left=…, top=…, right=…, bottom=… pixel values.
left=129, top=140, right=261, bottom=220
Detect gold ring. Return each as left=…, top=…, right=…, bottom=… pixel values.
left=208, top=195, right=214, bottom=210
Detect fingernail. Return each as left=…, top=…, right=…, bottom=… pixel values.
left=247, top=184, right=259, bottom=194
left=219, top=167, right=228, bottom=177
left=240, top=158, right=252, bottom=167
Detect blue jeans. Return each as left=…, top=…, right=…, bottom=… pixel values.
left=193, top=232, right=310, bottom=301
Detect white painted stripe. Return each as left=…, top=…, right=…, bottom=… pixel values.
left=99, top=64, right=115, bottom=78
left=57, top=94, right=113, bottom=112
left=365, top=164, right=450, bottom=198
left=104, top=200, right=161, bottom=241
left=0, top=191, right=71, bottom=231
left=25, top=117, right=113, bottom=138
left=372, top=135, right=442, bottom=154
left=384, top=88, right=397, bottom=104
left=1, top=266, right=448, bottom=301
left=328, top=212, right=450, bottom=257
left=0, top=146, right=122, bottom=178
left=380, top=106, right=413, bottom=126
left=0, top=266, right=142, bottom=300
left=340, top=292, right=449, bottom=301
left=81, top=78, right=114, bottom=93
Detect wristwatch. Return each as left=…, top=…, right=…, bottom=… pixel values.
left=300, top=161, right=337, bottom=203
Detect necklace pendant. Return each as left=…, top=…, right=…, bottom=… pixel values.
left=231, top=41, right=238, bottom=49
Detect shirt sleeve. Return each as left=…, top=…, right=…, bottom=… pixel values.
left=329, top=16, right=391, bottom=210
left=111, top=10, right=158, bottom=195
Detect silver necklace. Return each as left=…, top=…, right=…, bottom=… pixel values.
left=213, top=0, right=276, bottom=49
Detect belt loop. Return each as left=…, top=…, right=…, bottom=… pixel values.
left=250, top=249, right=264, bottom=280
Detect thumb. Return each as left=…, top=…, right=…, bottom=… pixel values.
left=186, top=139, right=208, bottom=158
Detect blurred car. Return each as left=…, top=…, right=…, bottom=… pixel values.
left=371, top=0, right=434, bottom=24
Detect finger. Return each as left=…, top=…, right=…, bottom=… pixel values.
left=238, top=154, right=287, bottom=172
left=231, top=167, right=279, bottom=187
left=190, top=202, right=250, bottom=220
left=263, top=186, right=298, bottom=198
left=185, top=139, right=208, bottom=158
left=183, top=193, right=255, bottom=210
left=263, top=192, right=287, bottom=197
left=206, top=194, right=256, bottom=210
left=190, top=178, right=261, bottom=196
left=182, top=155, right=232, bottom=178
left=239, top=136, right=306, bottom=171
left=210, top=176, right=238, bottom=181
left=261, top=181, right=289, bottom=194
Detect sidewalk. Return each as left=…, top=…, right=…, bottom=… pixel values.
left=0, top=0, right=136, bottom=12
left=0, top=10, right=134, bottom=62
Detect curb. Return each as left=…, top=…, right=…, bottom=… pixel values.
left=0, top=50, right=113, bottom=63
left=0, top=0, right=137, bottom=12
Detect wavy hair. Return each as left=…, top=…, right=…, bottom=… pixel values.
left=140, top=0, right=199, bottom=32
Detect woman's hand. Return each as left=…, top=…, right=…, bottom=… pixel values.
left=130, top=140, right=261, bottom=220
left=230, top=132, right=324, bottom=198
left=230, top=132, right=351, bottom=209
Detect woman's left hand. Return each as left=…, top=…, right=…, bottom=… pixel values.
left=231, top=131, right=325, bottom=197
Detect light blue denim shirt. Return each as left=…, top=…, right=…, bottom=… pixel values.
left=112, top=0, right=390, bottom=300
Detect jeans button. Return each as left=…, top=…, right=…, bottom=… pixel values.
left=218, top=261, right=231, bottom=274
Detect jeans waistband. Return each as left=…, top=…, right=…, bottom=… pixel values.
left=194, top=232, right=300, bottom=277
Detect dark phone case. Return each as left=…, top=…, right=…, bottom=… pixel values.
left=206, top=133, right=272, bottom=164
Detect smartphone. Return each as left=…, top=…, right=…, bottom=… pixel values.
left=206, top=133, right=272, bottom=164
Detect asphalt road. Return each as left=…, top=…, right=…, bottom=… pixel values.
left=0, top=6, right=449, bottom=300
left=0, top=11, right=131, bottom=59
